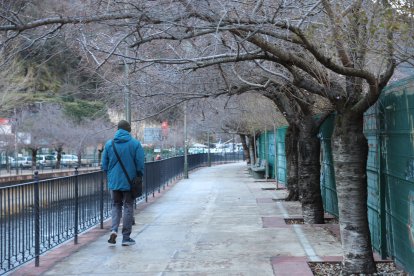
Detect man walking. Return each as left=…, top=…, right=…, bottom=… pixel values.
left=102, top=120, right=145, bottom=246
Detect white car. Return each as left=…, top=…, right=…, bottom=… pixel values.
left=61, top=154, right=78, bottom=167
left=0, top=156, right=15, bottom=167
left=13, top=156, right=33, bottom=168
left=36, top=155, right=57, bottom=168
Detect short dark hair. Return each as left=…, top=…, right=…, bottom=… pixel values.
left=117, top=120, right=131, bottom=132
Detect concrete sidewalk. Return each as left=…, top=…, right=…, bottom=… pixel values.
left=12, top=162, right=343, bottom=276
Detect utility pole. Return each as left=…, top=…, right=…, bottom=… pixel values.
left=124, top=49, right=131, bottom=123
left=274, top=125, right=278, bottom=189
left=14, top=108, right=18, bottom=175
left=184, top=102, right=188, bottom=179
left=207, top=130, right=211, bottom=167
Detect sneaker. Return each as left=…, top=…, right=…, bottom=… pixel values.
left=122, top=238, right=136, bottom=246
left=108, top=231, right=117, bottom=244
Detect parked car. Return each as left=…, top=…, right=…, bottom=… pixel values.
left=13, top=156, right=33, bottom=169
left=80, top=157, right=93, bottom=167
left=0, top=156, right=15, bottom=168
left=61, top=154, right=78, bottom=167
left=36, top=155, right=57, bottom=168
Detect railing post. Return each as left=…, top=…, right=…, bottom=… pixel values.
left=207, top=131, right=211, bottom=167
left=184, top=102, right=189, bottom=179
left=158, top=163, right=161, bottom=194
left=34, top=171, right=40, bottom=267
left=145, top=166, right=148, bottom=203
left=74, top=167, right=79, bottom=244
left=100, top=170, right=104, bottom=229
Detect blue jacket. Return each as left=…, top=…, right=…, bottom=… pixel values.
left=102, top=129, right=145, bottom=191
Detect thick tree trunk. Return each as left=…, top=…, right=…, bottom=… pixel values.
left=298, top=122, right=324, bottom=224
left=285, top=124, right=299, bottom=201
left=239, top=134, right=250, bottom=164
left=248, top=135, right=256, bottom=166
left=332, top=112, right=376, bottom=274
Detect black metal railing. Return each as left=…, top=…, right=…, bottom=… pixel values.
left=0, top=169, right=110, bottom=274
left=0, top=152, right=243, bottom=275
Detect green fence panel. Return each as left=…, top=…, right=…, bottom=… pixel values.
left=276, top=126, right=287, bottom=184
left=379, top=77, right=414, bottom=274
left=364, top=101, right=383, bottom=256
left=257, top=135, right=265, bottom=161
left=256, top=131, right=277, bottom=179
left=256, top=135, right=264, bottom=159
left=267, top=131, right=276, bottom=179
left=318, top=114, right=339, bottom=217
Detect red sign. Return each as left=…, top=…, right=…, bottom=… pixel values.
left=161, top=121, right=169, bottom=137
left=0, top=118, right=9, bottom=125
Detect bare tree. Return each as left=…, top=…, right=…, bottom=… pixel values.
left=111, top=2, right=401, bottom=272
left=18, top=104, right=57, bottom=168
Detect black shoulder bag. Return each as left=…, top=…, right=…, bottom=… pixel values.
left=112, top=141, right=143, bottom=198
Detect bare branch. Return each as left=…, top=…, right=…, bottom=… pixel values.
left=232, top=66, right=271, bottom=88
left=297, top=1, right=322, bottom=28
left=342, top=0, right=364, bottom=17
left=321, top=0, right=353, bottom=67
left=0, top=12, right=139, bottom=32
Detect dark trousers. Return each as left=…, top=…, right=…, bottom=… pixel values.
left=111, top=190, right=134, bottom=239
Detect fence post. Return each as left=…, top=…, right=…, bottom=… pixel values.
left=100, top=170, right=104, bottom=229
left=74, top=167, right=79, bottom=244
left=34, top=171, right=40, bottom=267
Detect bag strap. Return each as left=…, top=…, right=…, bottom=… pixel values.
left=112, top=140, right=133, bottom=186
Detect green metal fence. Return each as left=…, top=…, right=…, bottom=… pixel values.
left=318, top=77, right=414, bottom=274
left=375, top=77, right=414, bottom=273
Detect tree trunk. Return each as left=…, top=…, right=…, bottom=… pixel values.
left=55, top=145, right=63, bottom=169
left=77, top=151, right=82, bottom=168
left=248, top=135, right=256, bottom=166
left=285, top=124, right=299, bottom=201
left=332, top=112, right=376, bottom=274
left=298, top=121, right=324, bottom=224
left=30, top=148, right=38, bottom=170
left=98, top=148, right=103, bottom=166
left=239, top=134, right=250, bottom=164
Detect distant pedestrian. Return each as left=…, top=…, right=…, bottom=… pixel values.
left=102, top=120, right=145, bottom=246
left=155, top=154, right=161, bottom=161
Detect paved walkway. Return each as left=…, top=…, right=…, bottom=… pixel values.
left=12, top=162, right=343, bottom=276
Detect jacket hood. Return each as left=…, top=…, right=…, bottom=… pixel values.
left=114, top=129, right=132, bottom=143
